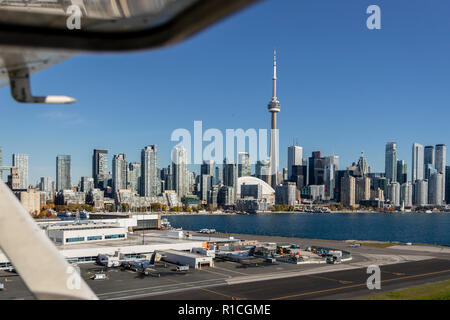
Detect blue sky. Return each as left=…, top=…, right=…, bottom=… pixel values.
left=1, top=0, right=450, bottom=184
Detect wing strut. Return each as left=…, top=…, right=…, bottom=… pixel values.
left=0, top=180, right=97, bottom=299
left=7, top=67, right=76, bottom=104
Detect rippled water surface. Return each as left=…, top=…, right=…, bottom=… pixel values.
left=166, top=212, right=450, bottom=245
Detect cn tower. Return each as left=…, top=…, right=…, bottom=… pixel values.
left=268, top=49, right=280, bottom=188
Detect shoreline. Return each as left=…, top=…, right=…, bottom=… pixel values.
left=169, top=229, right=450, bottom=249
left=161, top=210, right=450, bottom=216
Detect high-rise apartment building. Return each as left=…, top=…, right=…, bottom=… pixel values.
left=112, top=154, right=127, bottom=193
left=308, top=151, right=325, bottom=185
left=172, top=145, right=188, bottom=199
left=238, top=152, right=251, bottom=177
left=80, top=176, right=94, bottom=193
left=355, top=176, right=371, bottom=204
left=92, top=149, right=108, bottom=189
left=385, top=142, right=397, bottom=182
left=12, top=153, right=28, bottom=189
left=435, top=144, right=446, bottom=202
left=56, top=155, right=71, bottom=191
left=141, top=145, right=158, bottom=197
left=446, top=166, right=450, bottom=204
left=287, top=145, right=303, bottom=180
left=400, top=182, right=413, bottom=207
left=340, top=175, right=355, bottom=207
left=387, top=182, right=401, bottom=207
left=412, top=143, right=424, bottom=182
left=223, top=158, right=238, bottom=201
left=413, top=179, right=428, bottom=206
left=201, top=160, right=215, bottom=176
left=396, top=160, right=407, bottom=184
left=127, top=162, right=141, bottom=195
left=429, top=172, right=444, bottom=206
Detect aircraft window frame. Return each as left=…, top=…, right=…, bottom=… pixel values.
left=0, top=0, right=259, bottom=52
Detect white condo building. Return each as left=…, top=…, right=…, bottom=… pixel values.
left=400, top=182, right=413, bottom=208
left=412, top=143, right=424, bottom=182
left=172, top=145, right=188, bottom=199
left=429, top=172, right=444, bottom=206
left=435, top=144, right=446, bottom=202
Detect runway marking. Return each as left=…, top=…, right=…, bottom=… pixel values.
left=270, top=268, right=450, bottom=300
left=306, top=274, right=353, bottom=285
left=164, top=275, right=244, bottom=300
left=106, top=283, right=230, bottom=300
left=213, top=266, right=248, bottom=276
left=97, top=279, right=224, bottom=296
left=382, top=271, right=407, bottom=276
left=199, top=268, right=233, bottom=278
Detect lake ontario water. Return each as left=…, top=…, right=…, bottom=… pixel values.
left=166, top=212, right=450, bottom=245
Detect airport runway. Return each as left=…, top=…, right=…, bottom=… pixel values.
left=137, top=259, right=450, bottom=300
left=1, top=232, right=449, bottom=300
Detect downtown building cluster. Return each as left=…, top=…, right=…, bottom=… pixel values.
left=2, top=140, right=449, bottom=216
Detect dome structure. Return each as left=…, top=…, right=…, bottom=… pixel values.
left=237, top=176, right=275, bottom=196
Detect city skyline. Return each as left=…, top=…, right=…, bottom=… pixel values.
left=2, top=1, right=450, bottom=184
left=1, top=140, right=448, bottom=189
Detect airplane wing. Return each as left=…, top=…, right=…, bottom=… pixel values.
left=0, top=180, right=98, bottom=300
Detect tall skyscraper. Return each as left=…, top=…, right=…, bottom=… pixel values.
left=396, top=160, right=407, bottom=184
left=413, top=179, right=428, bottom=206
left=424, top=146, right=434, bottom=166
left=223, top=158, right=238, bottom=201
left=127, top=162, right=141, bottom=194
left=214, top=165, right=223, bottom=185
left=356, top=152, right=369, bottom=176
left=172, top=145, right=188, bottom=199
left=424, top=146, right=434, bottom=180
left=112, top=154, right=127, bottom=193
left=429, top=172, right=444, bottom=206
left=385, top=142, right=397, bottom=182
left=238, top=152, right=251, bottom=177
left=92, top=149, right=108, bottom=189
left=446, top=166, right=450, bottom=204
left=39, top=177, right=53, bottom=192
left=400, top=182, right=413, bottom=207
left=140, top=145, right=158, bottom=197
left=287, top=145, right=303, bottom=181
left=324, top=164, right=336, bottom=200
left=267, top=50, right=281, bottom=188
left=201, top=160, right=215, bottom=176
left=12, top=153, right=28, bottom=189
left=355, top=176, right=371, bottom=204
left=435, top=144, right=446, bottom=202
left=308, top=151, right=325, bottom=185
left=56, top=155, right=71, bottom=191
left=255, top=160, right=270, bottom=183
left=412, top=143, right=424, bottom=182
left=387, top=182, right=401, bottom=207
left=80, top=176, right=94, bottom=193
left=340, top=175, right=355, bottom=207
